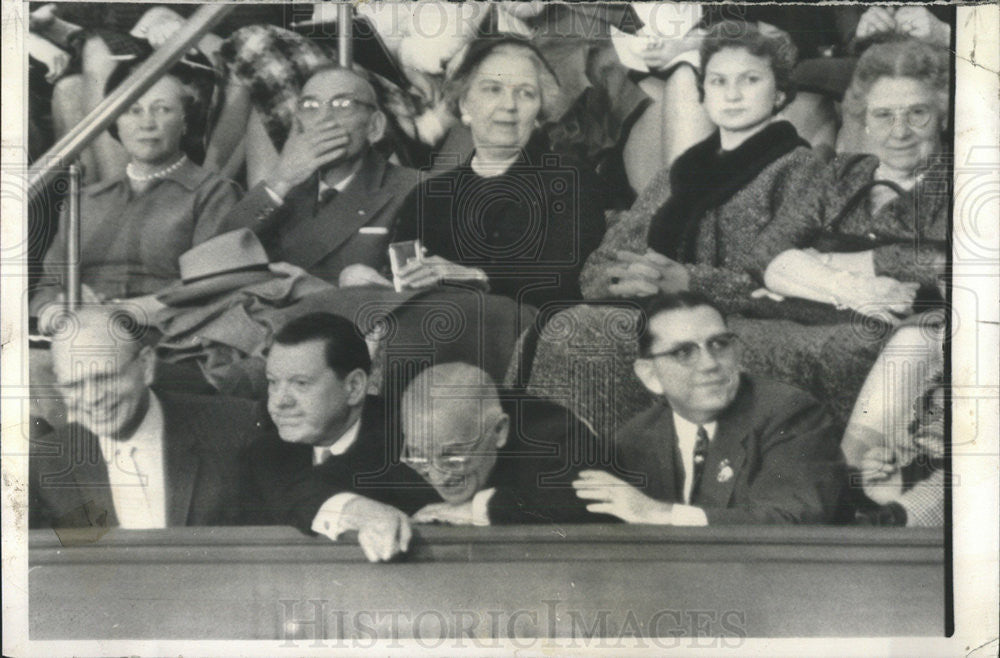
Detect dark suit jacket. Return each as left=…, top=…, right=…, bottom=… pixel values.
left=484, top=393, right=618, bottom=524
left=220, top=150, right=419, bottom=283
left=241, top=396, right=437, bottom=532
left=29, top=391, right=259, bottom=530
left=615, top=375, right=846, bottom=524
left=243, top=393, right=614, bottom=530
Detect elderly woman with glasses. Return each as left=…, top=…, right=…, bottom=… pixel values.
left=762, top=38, right=949, bottom=319
left=391, top=35, right=607, bottom=309
left=524, top=29, right=950, bottom=433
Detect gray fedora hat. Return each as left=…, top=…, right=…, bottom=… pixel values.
left=157, top=229, right=282, bottom=306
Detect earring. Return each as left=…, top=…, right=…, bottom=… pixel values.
left=461, top=113, right=471, bottom=126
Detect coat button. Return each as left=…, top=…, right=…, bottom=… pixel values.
left=358, top=209, right=366, bottom=215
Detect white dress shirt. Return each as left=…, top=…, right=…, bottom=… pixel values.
left=98, top=393, right=167, bottom=529
left=669, top=412, right=715, bottom=526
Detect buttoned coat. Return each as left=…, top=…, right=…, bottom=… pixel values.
left=219, top=150, right=419, bottom=283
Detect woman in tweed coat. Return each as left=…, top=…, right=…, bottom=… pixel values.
left=524, top=31, right=949, bottom=432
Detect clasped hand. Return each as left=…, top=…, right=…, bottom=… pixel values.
left=859, top=448, right=903, bottom=506
left=606, top=249, right=690, bottom=298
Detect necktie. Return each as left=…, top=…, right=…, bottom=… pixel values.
left=319, top=186, right=338, bottom=205
left=690, top=425, right=710, bottom=502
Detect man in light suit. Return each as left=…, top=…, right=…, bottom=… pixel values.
left=219, top=65, right=419, bottom=285
left=29, top=307, right=258, bottom=539
left=573, top=292, right=846, bottom=525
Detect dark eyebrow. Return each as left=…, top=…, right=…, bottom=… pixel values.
left=666, top=341, right=698, bottom=353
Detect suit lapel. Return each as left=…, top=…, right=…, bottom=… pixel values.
left=278, top=153, right=397, bottom=269
left=657, top=413, right=684, bottom=502
left=160, top=395, right=201, bottom=526
left=694, top=383, right=752, bottom=508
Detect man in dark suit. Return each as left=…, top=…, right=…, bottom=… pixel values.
left=400, top=362, right=616, bottom=526
left=573, top=292, right=846, bottom=525
left=29, top=307, right=257, bottom=539
left=219, top=65, right=419, bottom=285
left=242, top=312, right=437, bottom=562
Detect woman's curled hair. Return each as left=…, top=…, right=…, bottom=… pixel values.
left=104, top=59, right=216, bottom=161
left=443, top=35, right=561, bottom=122
left=697, top=20, right=799, bottom=112
left=843, top=37, right=950, bottom=125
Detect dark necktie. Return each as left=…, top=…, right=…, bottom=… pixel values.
left=319, top=186, right=338, bottom=205
left=690, top=425, right=710, bottom=502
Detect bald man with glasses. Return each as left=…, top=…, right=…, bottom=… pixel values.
left=573, top=292, right=847, bottom=526
left=400, top=362, right=618, bottom=528
left=220, top=65, right=419, bottom=286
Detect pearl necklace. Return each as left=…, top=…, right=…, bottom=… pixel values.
left=126, top=155, right=187, bottom=182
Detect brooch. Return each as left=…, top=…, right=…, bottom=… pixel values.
left=717, top=459, right=734, bottom=483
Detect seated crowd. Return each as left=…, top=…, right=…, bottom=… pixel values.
left=27, top=3, right=951, bottom=560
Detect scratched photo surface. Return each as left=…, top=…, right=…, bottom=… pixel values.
left=2, top=1, right=998, bottom=655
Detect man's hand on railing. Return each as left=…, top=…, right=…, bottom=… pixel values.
left=340, top=497, right=413, bottom=562
left=573, top=470, right=675, bottom=524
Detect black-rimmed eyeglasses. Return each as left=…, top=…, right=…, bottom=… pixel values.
left=296, top=96, right=374, bottom=118
left=643, top=332, right=739, bottom=367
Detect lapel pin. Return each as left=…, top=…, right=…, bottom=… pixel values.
left=717, top=459, right=734, bottom=483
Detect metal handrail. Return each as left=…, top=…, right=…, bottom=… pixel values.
left=27, top=3, right=234, bottom=203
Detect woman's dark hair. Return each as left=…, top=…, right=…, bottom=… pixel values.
left=444, top=34, right=561, bottom=121
left=843, top=37, right=950, bottom=126
left=697, top=20, right=799, bottom=112
left=271, top=312, right=371, bottom=378
left=104, top=58, right=216, bottom=161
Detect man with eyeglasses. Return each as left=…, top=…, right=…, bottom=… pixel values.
left=29, top=307, right=257, bottom=535
left=400, top=362, right=618, bottom=527
left=220, top=65, right=419, bottom=286
left=573, top=292, right=846, bottom=526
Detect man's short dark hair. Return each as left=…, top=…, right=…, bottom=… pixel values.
left=637, top=292, right=727, bottom=357
left=302, top=64, right=381, bottom=107
left=272, top=312, right=371, bottom=378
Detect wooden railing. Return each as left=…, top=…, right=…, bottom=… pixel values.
left=30, top=524, right=945, bottom=641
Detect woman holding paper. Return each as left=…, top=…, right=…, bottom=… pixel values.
left=391, top=35, right=606, bottom=309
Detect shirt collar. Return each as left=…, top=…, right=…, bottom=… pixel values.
left=98, top=392, right=164, bottom=462
left=672, top=412, right=717, bottom=442
left=312, top=419, right=362, bottom=466
left=89, top=157, right=208, bottom=196
left=317, top=170, right=357, bottom=201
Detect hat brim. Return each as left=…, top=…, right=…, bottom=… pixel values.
left=291, top=16, right=406, bottom=90
left=157, top=270, right=282, bottom=307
